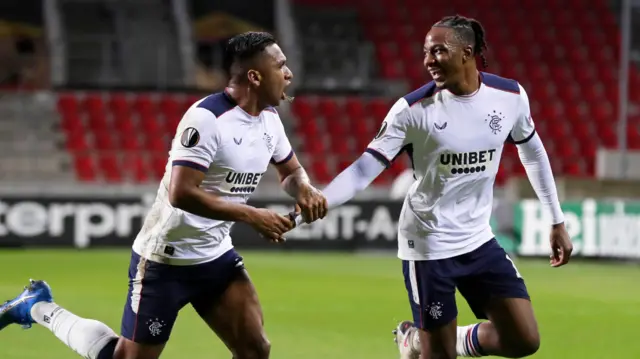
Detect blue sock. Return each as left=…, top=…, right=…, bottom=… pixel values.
left=470, top=323, right=486, bottom=356
left=97, top=338, right=118, bottom=359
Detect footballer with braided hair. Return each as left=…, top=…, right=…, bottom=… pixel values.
left=292, top=14, right=573, bottom=359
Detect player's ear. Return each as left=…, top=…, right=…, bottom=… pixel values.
left=247, top=70, right=262, bottom=86
left=462, top=46, right=474, bottom=63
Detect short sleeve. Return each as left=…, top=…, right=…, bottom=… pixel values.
left=509, top=84, right=536, bottom=144
left=170, top=107, right=219, bottom=172
left=366, top=98, right=412, bottom=167
left=269, top=115, right=294, bottom=165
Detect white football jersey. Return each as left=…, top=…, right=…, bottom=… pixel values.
left=367, top=72, right=535, bottom=261
left=132, top=91, right=293, bottom=265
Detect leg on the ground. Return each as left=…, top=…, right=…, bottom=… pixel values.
left=456, top=240, right=539, bottom=358
left=0, top=279, right=123, bottom=359
left=481, top=297, right=540, bottom=357
left=192, top=269, right=270, bottom=359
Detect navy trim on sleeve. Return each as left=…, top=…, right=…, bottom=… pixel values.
left=270, top=150, right=294, bottom=165
left=365, top=148, right=391, bottom=168
left=172, top=160, right=208, bottom=172
left=507, top=129, right=537, bottom=145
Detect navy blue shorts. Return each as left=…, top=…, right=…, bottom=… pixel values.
left=402, top=238, right=530, bottom=330
left=120, top=249, right=245, bottom=344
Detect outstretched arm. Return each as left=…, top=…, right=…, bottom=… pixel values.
left=322, top=152, right=387, bottom=208
left=291, top=98, right=414, bottom=226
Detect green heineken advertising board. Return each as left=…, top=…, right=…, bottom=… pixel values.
left=514, top=199, right=640, bottom=258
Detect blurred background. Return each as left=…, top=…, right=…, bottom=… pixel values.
left=1, top=0, right=640, bottom=358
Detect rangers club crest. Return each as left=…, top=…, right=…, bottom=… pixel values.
left=485, top=110, right=504, bottom=135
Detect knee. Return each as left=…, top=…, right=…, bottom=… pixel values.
left=235, top=336, right=271, bottom=359
left=508, top=331, right=540, bottom=358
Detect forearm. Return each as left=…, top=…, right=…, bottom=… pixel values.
left=322, top=152, right=386, bottom=208
left=169, top=187, right=257, bottom=223
left=281, top=166, right=311, bottom=198
left=516, top=133, right=565, bottom=224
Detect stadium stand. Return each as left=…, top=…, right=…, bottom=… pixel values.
left=36, top=0, right=639, bottom=186
left=290, top=0, right=640, bottom=185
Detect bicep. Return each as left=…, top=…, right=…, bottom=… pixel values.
left=271, top=152, right=302, bottom=181
left=168, top=164, right=206, bottom=207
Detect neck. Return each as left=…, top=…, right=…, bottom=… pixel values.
left=225, top=83, right=264, bottom=116
left=447, top=68, right=480, bottom=96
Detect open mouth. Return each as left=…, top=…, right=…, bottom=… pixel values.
left=281, top=92, right=294, bottom=102
left=282, top=82, right=294, bottom=102
left=429, top=68, right=444, bottom=81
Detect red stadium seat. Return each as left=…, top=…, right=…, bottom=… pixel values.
left=165, top=114, right=182, bottom=135
left=318, top=98, right=339, bottom=120
left=83, top=94, right=104, bottom=115
left=133, top=95, right=155, bottom=116
left=73, top=154, right=96, bottom=181
left=150, top=153, right=169, bottom=180
left=291, top=97, right=314, bottom=119
left=113, top=113, right=135, bottom=133
left=159, top=95, right=180, bottom=117
left=108, top=93, right=130, bottom=116
left=122, top=155, right=149, bottom=183
left=331, top=138, right=351, bottom=156
left=60, top=112, right=84, bottom=132
left=311, top=160, right=332, bottom=183
left=94, top=132, right=116, bottom=151
left=145, top=136, right=170, bottom=152
left=302, top=136, right=325, bottom=154
left=368, top=98, right=390, bottom=119
left=57, top=94, right=79, bottom=116
left=350, top=117, right=369, bottom=136
left=65, top=130, right=89, bottom=152
left=121, top=135, right=142, bottom=152
left=345, top=97, right=365, bottom=119
left=97, top=153, right=121, bottom=182
left=139, top=114, right=163, bottom=135
left=87, top=112, right=109, bottom=132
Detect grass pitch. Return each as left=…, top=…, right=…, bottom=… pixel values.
left=1, top=249, right=639, bottom=358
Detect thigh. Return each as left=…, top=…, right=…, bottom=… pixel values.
left=120, top=251, right=189, bottom=348
left=485, top=297, right=540, bottom=354
left=402, top=260, right=457, bottom=331
left=192, top=269, right=267, bottom=356
left=456, top=239, right=530, bottom=320
left=188, top=250, right=265, bottom=353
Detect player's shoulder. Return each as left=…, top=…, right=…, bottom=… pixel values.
left=480, top=72, right=522, bottom=95
left=195, top=91, right=237, bottom=118
left=402, top=81, right=440, bottom=107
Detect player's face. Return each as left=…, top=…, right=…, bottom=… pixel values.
left=423, top=27, right=466, bottom=88
left=255, top=44, right=293, bottom=107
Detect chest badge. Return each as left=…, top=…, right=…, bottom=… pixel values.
left=485, top=110, right=504, bottom=135
left=263, top=132, right=274, bottom=152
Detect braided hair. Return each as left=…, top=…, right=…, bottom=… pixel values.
left=433, top=15, right=488, bottom=68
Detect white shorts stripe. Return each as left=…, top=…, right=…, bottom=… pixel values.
left=409, top=260, right=420, bottom=305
